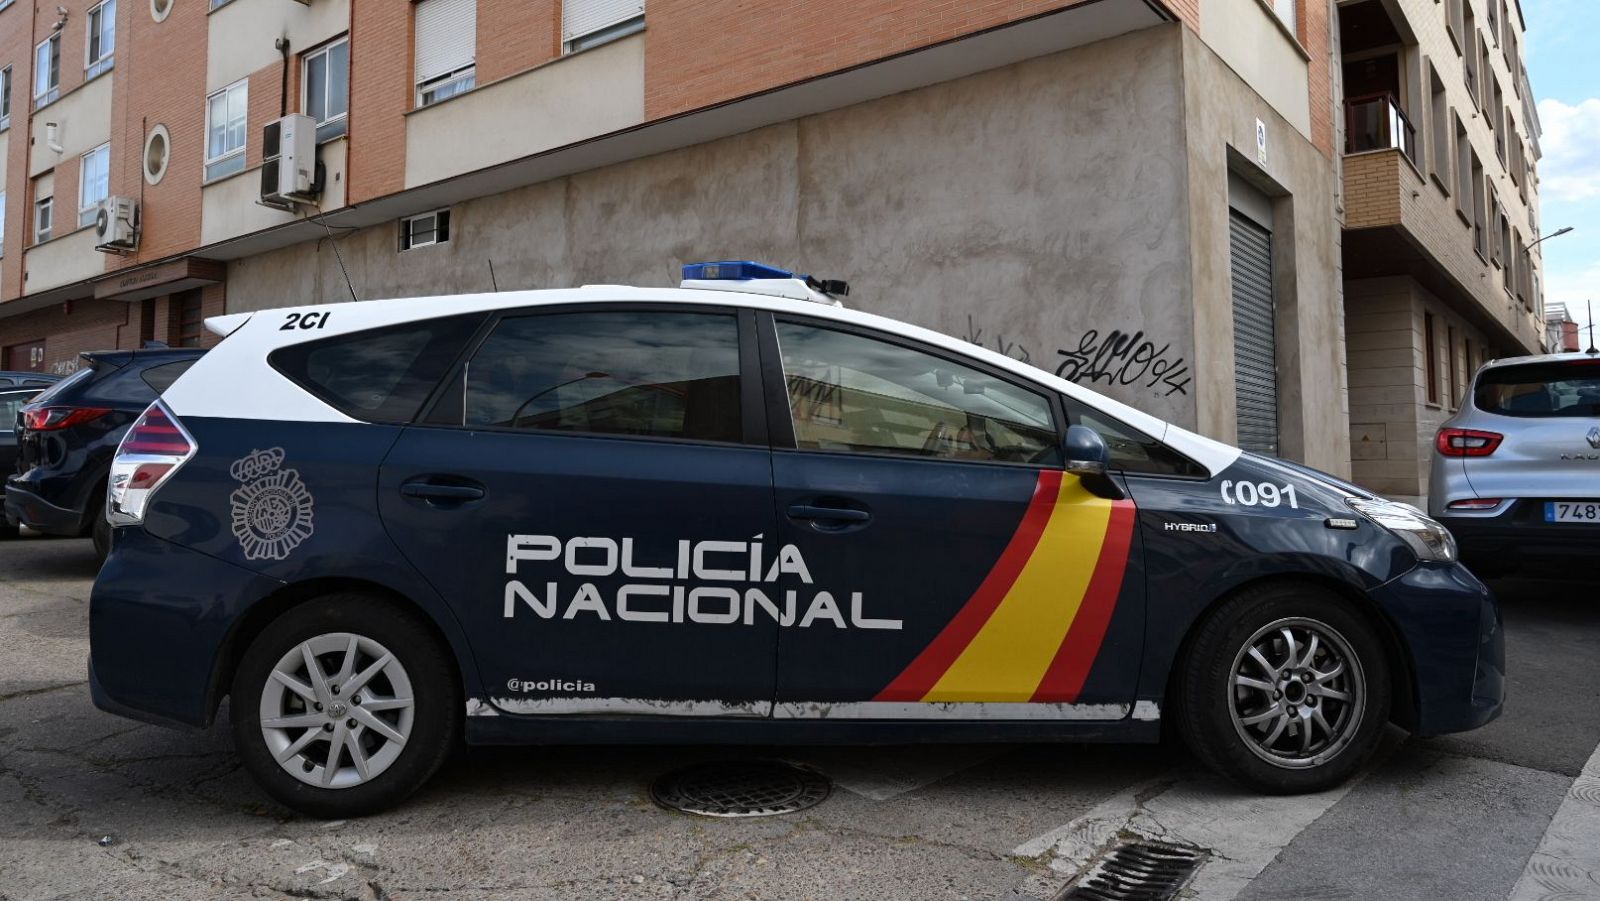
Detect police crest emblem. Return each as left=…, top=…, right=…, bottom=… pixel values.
left=229, top=448, right=315, bottom=561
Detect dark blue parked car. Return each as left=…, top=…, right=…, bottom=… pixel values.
left=6, top=348, right=203, bottom=557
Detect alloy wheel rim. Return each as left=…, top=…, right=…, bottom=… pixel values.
left=259, top=632, right=416, bottom=789
left=1227, top=617, right=1365, bottom=770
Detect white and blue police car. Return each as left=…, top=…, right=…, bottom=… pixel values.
left=89, top=262, right=1502, bottom=817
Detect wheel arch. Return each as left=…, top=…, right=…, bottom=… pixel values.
left=205, top=576, right=477, bottom=723
left=1160, top=572, right=1420, bottom=733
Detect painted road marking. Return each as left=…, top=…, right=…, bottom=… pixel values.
left=1507, top=739, right=1600, bottom=901
left=1013, top=755, right=1384, bottom=901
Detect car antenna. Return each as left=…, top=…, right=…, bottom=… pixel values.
left=488, top=259, right=500, bottom=292
left=1588, top=300, right=1597, bottom=355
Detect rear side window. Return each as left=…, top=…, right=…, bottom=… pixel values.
left=461, top=311, right=742, bottom=443
left=139, top=360, right=198, bottom=394
left=270, top=314, right=486, bottom=423
left=26, top=367, right=94, bottom=404
left=1475, top=361, right=1600, bottom=418
left=1061, top=395, right=1206, bottom=477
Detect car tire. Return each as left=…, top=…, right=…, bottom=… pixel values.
left=231, top=593, right=461, bottom=818
left=1175, top=582, right=1390, bottom=794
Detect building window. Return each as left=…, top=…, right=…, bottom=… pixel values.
left=35, top=197, right=53, bottom=244
left=1447, top=326, right=1460, bottom=409
left=1445, top=0, right=1464, bottom=51
left=400, top=209, right=450, bottom=250
left=0, top=66, right=11, bottom=130
left=1428, top=68, right=1450, bottom=190
left=1486, top=0, right=1499, bottom=45
left=1424, top=312, right=1439, bottom=405
left=1454, top=115, right=1471, bottom=222
left=302, top=37, right=349, bottom=143
left=204, top=80, right=248, bottom=182
left=1498, top=209, right=1513, bottom=285
left=78, top=143, right=110, bottom=228
left=1270, top=0, right=1297, bottom=33
left=0, top=190, right=6, bottom=257
left=86, top=0, right=116, bottom=79
left=209, top=0, right=234, bottom=8
left=1471, top=151, right=1487, bottom=260
left=174, top=290, right=204, bottom=348
left=415, top=0, right=476, bottom=108
left=34, top=34, right=60, bottom=107
left=563, top=0, right=646, bottom=53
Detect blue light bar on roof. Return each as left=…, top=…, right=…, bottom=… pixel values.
left=682, top=261, right=794, bottom=281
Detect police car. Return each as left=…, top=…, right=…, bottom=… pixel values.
left=89, top=262, right=1503, bottom=817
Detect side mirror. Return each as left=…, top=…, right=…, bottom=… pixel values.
left=1064, top=425, right=1124, bottom=499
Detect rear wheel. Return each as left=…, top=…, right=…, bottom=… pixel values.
left=91, top=511, right=111, bottom=560
left=1175, top=582, right=1390, bottom=793
left=231, top=594, right=460, bottom=817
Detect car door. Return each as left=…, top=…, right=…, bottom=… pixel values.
left=760, top=315, right=1145, bottom=720
left=378, top=305, right=782, bottom=717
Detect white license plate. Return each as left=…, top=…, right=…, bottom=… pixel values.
left=1546, top=502, right=1600, bottom=523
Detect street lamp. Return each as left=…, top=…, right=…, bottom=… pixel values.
left=1525, top=226, right=1574, bottom=252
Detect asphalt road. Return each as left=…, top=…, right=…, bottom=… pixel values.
left=1, top=533, right=1596, bottom=901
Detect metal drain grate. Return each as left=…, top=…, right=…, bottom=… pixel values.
left=650, top=760, right=831, bottom=818
left=1057, top=840, right=1206, bottom=901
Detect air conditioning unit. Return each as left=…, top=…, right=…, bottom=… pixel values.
left=260, top=114, right=320, bottom=207
left=94, top=196, right=140, bottom=253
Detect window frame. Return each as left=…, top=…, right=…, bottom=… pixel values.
left=399, top=209, right=452, bottom=251
left=414, top=303, right=767, bottom=449
left=0, top=189, right=7, bottom=257
left=565, top=13, right=645, bottom=53
left=1, top=65, right=11, bottom=130
left=78, top=142, right=111, bottom=228
left=85, top=0, right=116, bottom=80
left=301, top=36, right=349, bottom=143
left=34, top=34, right=60, bottom=107
left=203, top=79, right=248, bottom=182
left=416, top=64, right=475, bottom=108
left=759, top=311, right=1069, bottom=471
left=34, top=196, right=53, bottom=244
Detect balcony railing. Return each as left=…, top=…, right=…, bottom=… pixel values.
left=1345, top=93, right=1416, bottom=163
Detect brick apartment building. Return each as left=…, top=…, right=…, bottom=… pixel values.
left=0, top=0, right=1546, bottom=494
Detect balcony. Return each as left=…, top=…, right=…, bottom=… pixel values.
left=1344, top=93, right=1415, bottom=163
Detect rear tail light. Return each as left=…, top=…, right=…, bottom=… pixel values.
left=21, top=406, right=112, bottom=431
left=107, top=401, right=197, bottom=527
left=1447, top=498, right=1503, bottom=511
left=1436, top=428, right=1503, bottom=457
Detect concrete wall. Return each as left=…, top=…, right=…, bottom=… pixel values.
left=230, top=25, right=1202, bottom=427
left=199, top=137, right=349, bottom=246
left=206, top=0, right=350, bottom=93
left=403, top=34, right=645, bottom=188
left=1180, top=27, right=1349, bottom=475
left=28, top=72, right=115, bottom=179
left=1346, top=275, right=1490, bottom=502
left=1198, top=0, right=1312, bottom=139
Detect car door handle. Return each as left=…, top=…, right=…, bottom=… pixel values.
left=787, top=504, right=871, bottom=523
left=400, top=481, right=486, bottom=502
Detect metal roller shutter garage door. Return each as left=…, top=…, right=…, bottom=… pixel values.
left=1229, top=210, right=1279, bottom=456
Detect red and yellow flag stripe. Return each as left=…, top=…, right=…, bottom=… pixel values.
left=876, top=470, right=1136, bottom=704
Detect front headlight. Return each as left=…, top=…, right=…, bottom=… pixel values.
left=1347, top=498, right=1458, bottom=563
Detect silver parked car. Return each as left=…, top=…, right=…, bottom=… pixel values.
left=1429, top=350, right=1600, bottom=577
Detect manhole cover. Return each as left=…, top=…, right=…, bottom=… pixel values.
left=1058, top=840, right=1206, bottom=901
left=650, top=760, right=831, bottom=818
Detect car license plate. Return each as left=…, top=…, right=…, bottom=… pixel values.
left=1546, top=502, right=1600, bottom=524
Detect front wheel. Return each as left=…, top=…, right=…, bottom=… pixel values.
left=231, top=594, right=460, bottom=817
left=1175, top=583, right=1390, bottom=793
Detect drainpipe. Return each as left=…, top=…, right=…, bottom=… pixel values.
left=277, top=37, right=291, bottom=116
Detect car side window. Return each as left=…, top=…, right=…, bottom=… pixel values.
left=270, top=314, right=487, bottom=423
left=1060, top=395, right=1205, bottom=477
left=139, top=360, right=198, bottom=394
left=774, top=321, right=1060, bottom=465
left=462, top=311, right=742, bottom=443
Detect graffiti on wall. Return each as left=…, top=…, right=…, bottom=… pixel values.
left=962, top=316, right=1191, bottom=397
left=51, top=359, right=80, bottom=376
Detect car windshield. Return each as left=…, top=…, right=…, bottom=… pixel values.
left=1474, top=360, right=1600, bottom=418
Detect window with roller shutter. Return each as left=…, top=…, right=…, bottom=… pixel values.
left=415, top=0, right=477, bottom=108
left=563, top=0, right=645, bottom=53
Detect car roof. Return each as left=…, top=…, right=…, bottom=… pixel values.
left=1484, top=350, right=1600, bottom=369
left=185, top=286, right=1241, bottom=476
